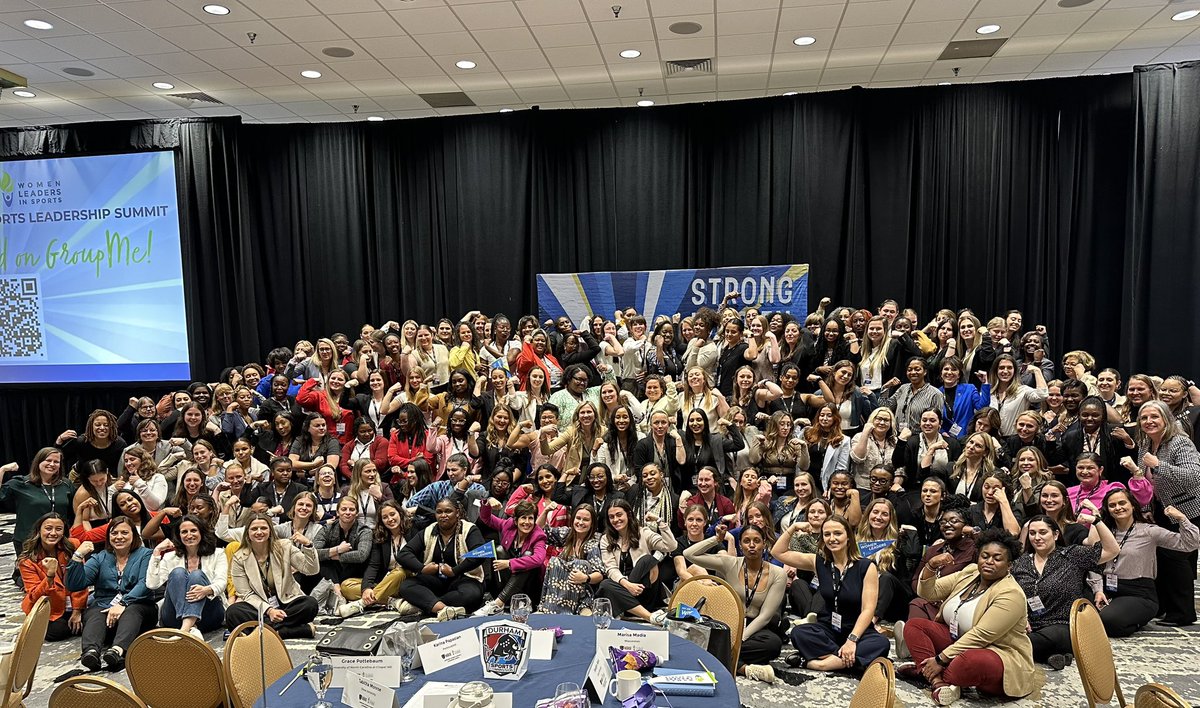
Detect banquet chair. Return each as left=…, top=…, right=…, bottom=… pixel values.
left=1070, top=598, right=1127, bottom=708
left=850, top=657, right=896, bottom=708
left=49, top=675, right=147, bottom=708
left=1134, top=682, right=1191, bottom=708
left=0, top=596, right=50, bottom=708
left=669, top=575, right=745, bottom=674
left=223, top=621, right=293, bottom=708
left=127, top=629, right=226, bottom=708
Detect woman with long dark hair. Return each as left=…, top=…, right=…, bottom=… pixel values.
left=594, top=499, right=676, bottom=623
left=337, top=500, right=412, bottom=618
left=146, top=514, right=227, bottom=638
left=539, top=503, right=604, bottom=614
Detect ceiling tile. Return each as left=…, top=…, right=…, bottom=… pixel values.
left=970, top=0, right=1041, bottom=18
left=306, top=82, right=371, bottom=99
left=246, top=44, right=319, bottom=66
left=78, top=79, right=146, bottom=97
left=613, top=78, right=665, bottom=95
left=716, top=54, right=771, bottom=74
left=842, top=1, right=910, bottom=27
left=893, top=21, right=959, bottom=45
left=452, top=71, right=510, bottom=90
left=30, top=81, right=103, bottom=100
left=208, top=21, right=293, bottom=46
left=980, top=55, right=1043, bottom=75
left=872, top=62, right=930, bottom=81
left=175, top=70, right=246, bottom=90
left=1115, top=27, right=1192, bottom=51
left=778, top=5, right=845, bottom=31
left=607, top=62, right=663, bottom=80
left=373, top=95, right=432, bottom=111
left=1091, top=46, right=1163, bottom=67
left=503, top=68, right=561, bottom=87
left=140, top=52, right=216, bottom=76
left=380, top=56, right=445, bottom=76
left=224, top=66, right=294, bottom=87
left=489, top=49, right=551, bottom=71
left=657, top=36, right=714, bottom=59
left=906, top=0, right=975, bottom=24
left=390, top=7, right=467, bottom=34
left=819, top=65, right=874, bottom=84
left=531, top=23, right=597, bottom=48
left=555, top=65, right=612, bottom=83
left=771, top=50, right=829, bottom=70
left=1053, top=31, right=1127, bottom=53
left=1079, top=7, right=1159, bottom=33
left=716, top=10, right=778, bottom=35
left=255, top=84, right=318, bottom=101
left=308, top=0, right=380, bottom=14
left=87, top=56, right=161, bottom=79
left=1016, top=12, right=1091, bottom=37
left=191, top=47, right=266, bottom=70
left=543, top=45, right=604, bottom=67
left=42, top=34, right=125, bottom=60
left=665, top=74, right=717, bottom=92
left=767, top=68, right=821, bottom=86
left=236, top=0, right=320, bottom=19
left=650, top=0, right=715, bottom=15
left=1155, top=44, right=1200, bottom=63
left=49, top=5, right=142, bottom=33
left=156, top=25, right=236, bottom=51
left=333, top=59, right=395, bottom=81
left=717, top=72, right=768, bottom=90
left=415, top=31, right=482, bottom=55
left=453, top=2, right=526, bottom=30
left=269, top=16, right=348, bottom=43
left=825, top=46, right=885, bottom=67
left=473, top=27, right=539, bottom=51
left=350, top=78, right=412, bottom=96
left=833, top=24, right=896, bottom=49
left=717, top=0, right=778, bottom=11
left=583, top=0, right=650, bottom=22
left=111, top=1, right=197, bottom=28
left=71, top=97, right=136, bottom=113
left=592, top=19, right=655, bottom=43
left=565, top=82, right=617, bottom=99
left=1036, top=51, right=1105, bottom=72
left=3, top=39, right=76, bottom=63
left=328, top=12, right=406, bottom=39
left=355, top=36, right=428, bottom=59
left=718, top=33, right=777, bottom=56
left=516, top=0, right=588, bottom=26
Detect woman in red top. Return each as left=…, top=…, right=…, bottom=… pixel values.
left=297, top=370, right=356, bottom=445
left=339, top=418, right=390, bottom=480
left=514, top=330, right=564, bottom=392
left=387, top=403, right=436, bottom=487
left=21, top=513, right=88, bottom=640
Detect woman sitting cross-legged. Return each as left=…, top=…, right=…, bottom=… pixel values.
left=225, top=512, right=321, bottom=639
left=146, top=514, right=228, bottom=639
left=473, top=499, right=548, bottom=616
left=683, top=522, right=786, bottom=683
left=899, top=529, right=1039, bottom=706
left=19, top=513, right=86, bottom=641
left=337, top=500, right=413, bottom=618
left=594, top=499, right=677, bottom=623
left=395, top=498, right=487, bottom=621
left=773, top=515, right=891, bottom=672
left=538, top=502, right=604, bottom=615
left=65, top=516, right=156, bottom=671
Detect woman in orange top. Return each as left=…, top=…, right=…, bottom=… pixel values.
left=20, top=512, right=87, bottom=640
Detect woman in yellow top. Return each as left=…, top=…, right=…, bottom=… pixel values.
left=898, top=528, right=1038, bottom=706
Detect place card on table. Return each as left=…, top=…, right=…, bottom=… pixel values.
left=595, top=628, right=671, bottom=660
left=416, top=627, right=480, bottom=674
left=343, top=671, right=397, bottom=708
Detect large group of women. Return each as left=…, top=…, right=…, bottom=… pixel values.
left=3, top=298, right=1199, bottom=705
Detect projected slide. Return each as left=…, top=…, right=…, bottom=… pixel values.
left=0, top=151, right=189, bottom=384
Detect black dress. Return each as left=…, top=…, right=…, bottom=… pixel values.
left=789, top=557, right=890, bottom=667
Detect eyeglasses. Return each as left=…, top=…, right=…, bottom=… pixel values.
left=572, top=377, right=589, bottom=383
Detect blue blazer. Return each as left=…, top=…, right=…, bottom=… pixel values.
left=66, top=547, right=153, bottom=609
left=939, top=383, right=990, bottom=439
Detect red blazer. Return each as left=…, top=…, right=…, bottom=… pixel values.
left=297, top=378, right=356, bottom=445
left=339, top=437, right=390, bottom=479
left=21, top=546, right=89, bottom=621
left=514, top=341, right=563, bottom=391
left=387, top=428, right=436, bottom=477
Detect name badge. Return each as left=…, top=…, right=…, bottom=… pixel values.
left=949, top=423, right=962, bottom=437
left=1105, top=572, right=1119, bottom=593
left=776, top=477, right=788, bottom=490
left=831, top=612, right=843, bottom=631
left=336, top=422, right=346, bottom=435
left=810, top=577, right=819, bottom=589
left=948, top=619, right=959, bottom=640
left=1027, top=595, right=1045, bottom=615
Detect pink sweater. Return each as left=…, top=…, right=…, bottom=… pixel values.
left=1067, top=477, right=1153, bottom=513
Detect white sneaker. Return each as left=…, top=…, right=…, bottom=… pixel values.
left=649, top=609, right=668, bottom=627
left=337, top=599, right=365, bottom=618
left=791, top=612, right=819, bottom=627
left=187, top=627, right=204, bottom=641
left=743, top=664, right=776, bottom=684
left=933, top=684, right=961, bottom=706
left=389, top=598, right=416, bottom=615
left=893, top=619, right=909, bottom=660
left=472, top=602, right=503, bottom=617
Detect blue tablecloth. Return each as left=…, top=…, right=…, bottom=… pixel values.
left=254, top=614, right=737, bottom=707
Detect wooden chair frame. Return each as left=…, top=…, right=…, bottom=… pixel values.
left=1, top=596, right=50, bottom=708
left=1070, top=598, right=1126, bottom=708
left=850, top=657, right=896, bottom=708
left=668, top=574, right=746, bottom=674
left=127, top=628, right=226, bottom=708
left=222, top=621, right=293, bottom=708
left=49, top=675, right=148, bottom=708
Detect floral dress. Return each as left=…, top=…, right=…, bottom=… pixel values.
left=537, top=527, right=603, bottom=614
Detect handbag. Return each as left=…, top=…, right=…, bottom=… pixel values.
left=315, top=619, right=398, bottom=656
left=663, top=598, right=733, bottom=670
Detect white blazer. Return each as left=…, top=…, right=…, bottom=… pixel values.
left=146, top=548, right=230, bottom=607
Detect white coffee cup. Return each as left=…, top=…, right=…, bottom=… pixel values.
left=608, top=669, right=641, bottom=701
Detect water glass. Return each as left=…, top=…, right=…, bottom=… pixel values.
left=396, top=622, right=420, bottom=684
left=592, top=598, right=612, bottom=630
left=306, top=653, right=333, bottom=708
left=510, top=594, right=532, bottom=624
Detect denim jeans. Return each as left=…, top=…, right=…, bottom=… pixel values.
left=160, top=567, right=225, bottom=632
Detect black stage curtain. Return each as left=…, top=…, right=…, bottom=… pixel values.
left=1, top=71, right=1195, bottom=467
left=1124, top=62, right=1200, bottom=376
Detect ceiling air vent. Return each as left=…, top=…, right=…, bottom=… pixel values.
left=419, top=92, right=476, bottom=108
left=938, top=38, right=1007, bottom=60
left=664, top=58, right=713, bottom=77
left=167, top=91, right=224, bottom=105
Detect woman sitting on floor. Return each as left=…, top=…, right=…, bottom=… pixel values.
left=19, top=513, right=86, bottom=641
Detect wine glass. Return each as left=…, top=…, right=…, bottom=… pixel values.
left=555, top=681, right=583, bottom=708
left=510, top=593, right=531, bottom=624
left=306, top=653, right=333, bottom=708
left=592, top=598, right=612, bottom=630
left=397, top=622, right=420, bottom=684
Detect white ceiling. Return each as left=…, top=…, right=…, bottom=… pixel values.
left=0, top=0, right=1198, bottom=126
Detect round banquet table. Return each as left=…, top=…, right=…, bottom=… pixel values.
left=253, top=614, right=738, bottom=707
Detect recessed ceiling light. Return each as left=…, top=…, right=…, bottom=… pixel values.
left=619, top=49, right=641, bottom=59
left=152, top=81, right=174, bottom=90
left=1172, top=9, right=1200, bottom=21
left=637, top=99, right=654, bottom=107
left=793, top=36, right=816, bottom=46
left=23, top=19, right=53, bottom=30
left=300, top=70, right=322, bottom=79
left=782, top=91, right=798, bottom=96
left=938, top=82, right=952, bottom=86
left=367, top=116, right=383, bottom=122
left=499, top=108, right=514, bottom=113
left=13, top=90, right=36, bottom=98
left=976, top=24, right=1001, bottom=34
left=203, top=4, right=230, bottom=15
left=455, top=59, right=477, bottom=69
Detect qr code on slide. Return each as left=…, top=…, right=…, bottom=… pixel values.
left=0, top=276, right=47, bottom=360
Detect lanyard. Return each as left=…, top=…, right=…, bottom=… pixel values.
left=742, top=560, right=764, bottom=608
left=1109, top=523, right=1135, bottom=574
left=41, top=484, right=56, bottom=513
left=830, top=561, right=846, bottom=613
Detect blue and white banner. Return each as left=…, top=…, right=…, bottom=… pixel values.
left=536, top=264, right=809, bottom=325
left=858, top=540, right=895, bottom=557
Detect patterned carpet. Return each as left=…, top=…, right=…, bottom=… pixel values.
left=2, top=513, right=1198, bottom=707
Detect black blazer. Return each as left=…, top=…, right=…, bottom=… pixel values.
left=632, top=436, right=683, bottom=488
left=891, top=434, right=959, bottom=492
left=361, top=539, right=405, bottom=590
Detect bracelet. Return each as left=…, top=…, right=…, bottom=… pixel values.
left=935, top=653, right=951, bottom=668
